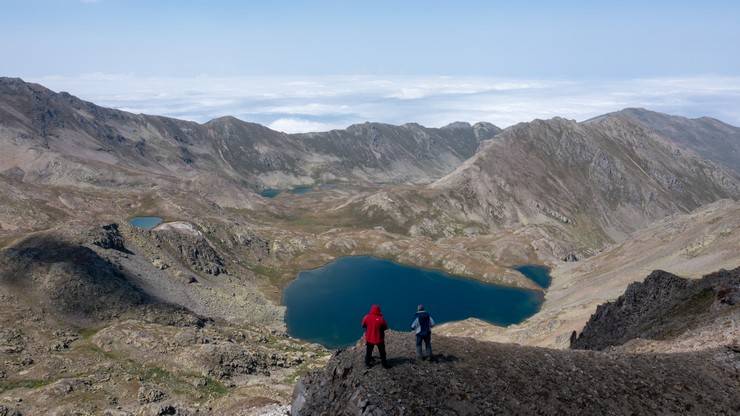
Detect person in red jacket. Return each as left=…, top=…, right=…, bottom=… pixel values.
left=362, top=304, right=389, bottom=368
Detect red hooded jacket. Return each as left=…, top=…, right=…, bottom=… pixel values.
left=362, top=305, right=388, bottom=345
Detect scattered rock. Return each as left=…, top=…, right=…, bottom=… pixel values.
left=0, top=329, right=25, bottom=354
left=152, top=258, right=169, bottom=270
left=49, top=330, right=79, bottom=351
left=138, top=386, right=168, bottom=404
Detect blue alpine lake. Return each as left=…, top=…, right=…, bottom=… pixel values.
left=515, top=264, right=552, bottom=288
left=283, top=256, right=547, bottom=349
left=128, top=216, right=163, bottom=229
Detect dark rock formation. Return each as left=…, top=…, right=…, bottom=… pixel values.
left=0, top=404, right=22, bottom=416
left=89, top=223, right=128, bottom=252
left=294, top=331, right=740, bottom=415
left=562, top=253, right=579, bottom=262
left=571, top=267, right=740, bottom=350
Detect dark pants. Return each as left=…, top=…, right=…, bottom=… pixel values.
left=365, top=342, right=387, bottom=366
left=416, top=333, right=432, bottom=358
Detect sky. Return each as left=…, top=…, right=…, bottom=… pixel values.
left=2, top=0, right=740, bottom=132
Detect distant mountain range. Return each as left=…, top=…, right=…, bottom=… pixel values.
left=0, top=77, right=500, bottom=191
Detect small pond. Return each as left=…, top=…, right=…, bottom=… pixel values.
left=259, top=185, right=315, bottom=198
left=259, top=188, right=282, bottom=198
left=128, top=216, right=163, bottom=230
left=283, top=256, right=548, bottom=348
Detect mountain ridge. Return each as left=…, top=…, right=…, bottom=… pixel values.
left=0, top=77, right=503, bottom=191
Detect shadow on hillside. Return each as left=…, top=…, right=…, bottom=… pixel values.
left=0, top=234, right=205, bottom=327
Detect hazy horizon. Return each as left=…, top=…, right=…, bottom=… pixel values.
left=15, top=74, right=740, bottom=133
left=3, top=1, right=739, bottom=132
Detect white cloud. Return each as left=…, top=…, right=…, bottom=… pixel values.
left=268, top=118, right=343, bottom=134
left=28, top=74, right=740, bottom=132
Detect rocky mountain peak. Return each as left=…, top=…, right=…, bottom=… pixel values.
left=440, top=121, right=472, bottom=129
left=294, top=329, right=740, bottom=415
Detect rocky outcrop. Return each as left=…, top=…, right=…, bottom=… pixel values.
left=89, top=223, right=128, bottom=252
left=561, top=253, right=579, bottom=262
left=196, top=343, right=304, bottom=379
left=152, top=223, right=227, bottom=276
left=137, top=386, right=168, bottom=404
left=293, top=331, right=740, bottom=415
left=0, top=404, right=22, bottom=416
left=571, top=267, right=740, bottom=351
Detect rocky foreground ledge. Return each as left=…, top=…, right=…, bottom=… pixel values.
left=292, top=330, right=739, bottom=415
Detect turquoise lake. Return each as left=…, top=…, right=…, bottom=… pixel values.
left=128, top=216, right=163, bottom=229
left=283, top=256, right=548, bottom=348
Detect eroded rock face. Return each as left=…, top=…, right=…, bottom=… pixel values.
left=294, top=331, right=740, bottom=415
left=152, top=224, right=226, bottom=276
left=571, top=267, right=740, bottom=351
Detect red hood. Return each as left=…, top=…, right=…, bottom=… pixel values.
left=369, top=304, right=382, bottom=316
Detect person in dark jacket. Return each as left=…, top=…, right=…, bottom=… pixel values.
left=362, top=304, right=389, bottom=368
left=410, top=304, right=435, bottom=360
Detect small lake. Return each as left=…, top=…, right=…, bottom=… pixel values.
left=259, top=188, right=282, bottom=198
left=283, top=256, right=546, bottom=348
left=260, top=185, right=315, bottom=198
left=515, top=264, right=552, bottom=288
left=128, top=216, right=163, bottom=230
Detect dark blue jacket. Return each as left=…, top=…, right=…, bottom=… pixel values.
left=411, top=311, right=435, bottom=336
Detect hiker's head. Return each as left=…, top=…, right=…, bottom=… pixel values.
left=370, top=304, right=382, bottom=315
left=417, top=304, right=425, bottom=312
